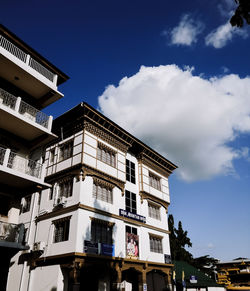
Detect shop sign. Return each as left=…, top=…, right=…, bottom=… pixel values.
left=119, top=209, right=146, bottom=223
left=190, top=275, right=197, bottom=283
left=84, top=240, right=98, bottom=254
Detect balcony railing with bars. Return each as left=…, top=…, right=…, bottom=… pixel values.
left=0, top=88, right=52, bottom=130
left=0, top=35, right=57, bottom=84
left=0, top=146, right=44, bottom=179
left=0, top=221, right=26, bottom=245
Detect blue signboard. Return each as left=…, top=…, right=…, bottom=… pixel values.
left=119, top=209, right=146, bottom=223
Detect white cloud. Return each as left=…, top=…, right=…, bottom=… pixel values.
left=217, top=0, right=235, bottom=18
left=167, top=14, right=204, bottom=46
left=207, top=243, right=215, bottom=249
left=98, top=65, right=250, bottom=182
left=205, top=22, right=248, bottom=48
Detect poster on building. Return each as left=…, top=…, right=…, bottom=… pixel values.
left=126, top=232, right=139, bottom=259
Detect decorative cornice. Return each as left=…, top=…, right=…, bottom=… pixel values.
left=34, top=252, right=173, bottom=270
left=93, top=177, right=115, bottom=190
left=81, top=164, right=125, bottom=194
left=84, top=120, right=131, bottom=153
left=139, top=191, right=169, bottom=212
left=36, top=202, right=170, bottom=234
left=138, top=153, right=172, bottom=178
left=45, top=163, right=125, bottom=194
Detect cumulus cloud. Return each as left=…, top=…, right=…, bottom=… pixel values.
left=205, top=22, right=248, bottom=48
left=98, top=65, right=250, bottom=182
left=167, top=14, right=204, bottom=46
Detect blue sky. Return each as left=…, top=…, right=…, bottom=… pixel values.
left=1, top=0, right=250, bottom=261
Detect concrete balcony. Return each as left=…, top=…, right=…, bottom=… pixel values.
left=0, top=221, right=28, bottom=250
left=0, top=147, right=48, bottom=191
left=0, top=88, right=56, bottom=143
left=0, top=35, right=63, bottom=108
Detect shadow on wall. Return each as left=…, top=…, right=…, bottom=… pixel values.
left=82, top=187, right=118, bottom=248
left=50, top=287, right=57, bottom=291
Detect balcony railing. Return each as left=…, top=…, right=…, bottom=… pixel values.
left=0, top=146, right=43, bottom=179
left=0, top=35, right=57, bottom=84
left=0, top=88, right=52, bottom=129
left=0, top=221, right=25, bottom=245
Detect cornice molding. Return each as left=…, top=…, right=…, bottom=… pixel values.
left=139, top=191, right=169, bottom=212
left=138, top=153, right=172, bottom=178
left=36, top=202, right=170, bottom=234
left=82, top=164, right=125, bottom=194
left=84, top=120, right=130, bottom=153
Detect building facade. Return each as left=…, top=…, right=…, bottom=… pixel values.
left=217, top=259, right=250, bottom=291
left=0, top=24, right=68, bottom=290
left=7, top=103, right=177, bottom=291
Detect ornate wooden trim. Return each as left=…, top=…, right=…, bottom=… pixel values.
left=138, top=153, right=172, bottom=178
left=36, top=202, right=170, bottom=234
left=82, top=164, right=125, bottom=194
left=139, top=191, right=169, bottom=212
left=84, top=121, right=131, bottom=153
left=89, top=216, right=115, bottom=227
left=148, top=232, right=164, bottom=239
left=93, top=177, right=115, bottom=190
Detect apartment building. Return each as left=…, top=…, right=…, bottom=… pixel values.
left=8, top=102, right=177, bottom=291
left=0, top=24, right=68, bottom=290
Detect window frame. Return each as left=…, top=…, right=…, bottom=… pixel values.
left=149, top=171, right=161, bottom=191
left=91, top=218, right=114, bottom=245
left=125, top=190, right=137, bottom=214
left=58, top=178, right=73, bottom=198
left=93, top=182, right=113, bottom=204
left=53, top=217, right=71, bottom=243
left=97, top=142, right=116, bottom=168
left=59, top=140, right=73, bottom=162
left=148, top=202, right=161, bottom=220
left=149, top=234, right=163, bottom=253
left=126, top=159, right=136, bottom=184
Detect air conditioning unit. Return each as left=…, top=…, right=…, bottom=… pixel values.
left=33, top=241, right=46, bottom=252
left=39, top=209, right=48, bottom=216
left=56, top=196, right=67, bottom=206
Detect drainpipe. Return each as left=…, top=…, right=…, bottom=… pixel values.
left=19, top=192, right=37, bottom=291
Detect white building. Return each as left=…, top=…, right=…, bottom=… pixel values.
left=0, top=24, right=68, bottom=290
left=8, top=102, right=177, bottom=291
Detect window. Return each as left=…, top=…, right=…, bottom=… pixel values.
left=49, top=186, right=54, bottom=200
left=126, top=225, right=137, bottom=235
left=148, top=203, right=161, bottom=220
left=59, top=140, right=73, bottom=161
left=126, top=159, right=135, bottom=184
left=149, top=172, right=161, bottom=191
left=21, top=195, right=31, bottom=213
left=50, top=148, right=55, bottom=164
left=53, top=217, right=70, bottom=243
left=91, top=219, right=113, bottom=244
left=149, top=235, right=163, bottom=253
left=93, top=182, right=113, bottom=204
left=97, top=142, right=116, bottom=167
left=125, top=190, right=136, bottom=214
left=58, top=179, right=73, bottom=198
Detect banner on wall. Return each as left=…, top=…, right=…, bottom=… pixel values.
left=126, top=232, right=139, bottom=259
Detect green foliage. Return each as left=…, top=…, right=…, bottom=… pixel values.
left=230, top=0, right=250, bottom=27
left=192, top=255, right=219, bottom=278
left=168, top=214, right=218, bottom=279
left=168, top=214, right=193, bottom=262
